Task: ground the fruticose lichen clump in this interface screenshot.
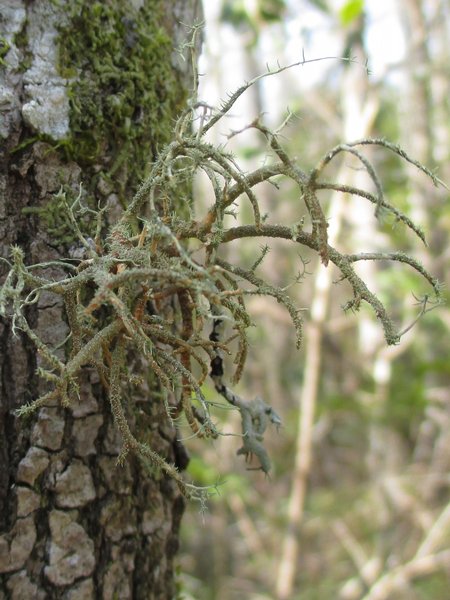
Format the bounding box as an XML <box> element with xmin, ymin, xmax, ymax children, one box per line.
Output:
<box><xmin>0</xmin><ymin>57</ymin><xmax>442</xmax><ymax>498</ymax></box>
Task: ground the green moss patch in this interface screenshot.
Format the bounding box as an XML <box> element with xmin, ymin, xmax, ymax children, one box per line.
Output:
<box><xmin>57</xmin><ymin>0</ymin><xmax>186</xmax><ymax>191</ymax></box>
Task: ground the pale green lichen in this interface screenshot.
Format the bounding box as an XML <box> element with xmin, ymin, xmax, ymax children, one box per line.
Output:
<box><xmin>1</xmin><ymin>57</ymin><xmax>442</xmax><ymax>498</ymax></box>
<box><xmin>22</xmin><ymin>189</ymin><xmax>92</xmax><ymax>246</ymax></box>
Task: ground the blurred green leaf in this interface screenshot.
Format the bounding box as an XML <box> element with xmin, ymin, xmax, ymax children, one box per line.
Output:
<box><xmin>221</xmin><ymin>0</ymin><xmax>249</xmax><ymax>28</ymax></box>
<box><xmin>260</xmin><ymin>0</ymin><xmax>286</xmax><ymax>22</ymax></box>
<box><xmin>339</xmin><ymin>0</ymin><xmax>364</xmax><ymax>25</ymax></box>
<box><xmin>221</xmin><ymin>0</ymin><xmax>286</xmax><ymax>27</ymax></box>
<box><xmin>186</xmin><ymin>456</ymin><xmax>220</xmax><ymax>486</ymax></box>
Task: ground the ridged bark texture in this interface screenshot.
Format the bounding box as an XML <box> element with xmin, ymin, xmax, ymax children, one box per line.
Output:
<box><xmin>0</xmin><ymin>1</ymin><xmax>201</xmax><ymax>598</ymax></box>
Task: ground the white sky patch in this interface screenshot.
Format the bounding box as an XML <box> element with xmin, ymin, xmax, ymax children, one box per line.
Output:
<box><xmin>365</xmin><ymin>0</ymin><xmax>406</xmax><ymax>80</ymax></box>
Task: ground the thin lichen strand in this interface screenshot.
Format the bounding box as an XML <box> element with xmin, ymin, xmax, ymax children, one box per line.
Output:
<box><xmin>22</xmin><ymin>192</ymin><xmax>82</xmax><ymax>246</ymax></box>
<box><xmin>57</xmin><ymin>0</ymin><xmax>186</xmax><ymax>185</ymax></box>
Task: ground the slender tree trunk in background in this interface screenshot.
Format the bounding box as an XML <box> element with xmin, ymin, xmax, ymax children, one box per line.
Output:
<box><xmin>398</xmin><ymin>0</ymin><xmax>450</xmax><ymax>500</ymax></box>
<box><xmin>275</xmin><ymin>20</ymin><xmax>378</xmax><ymax>598</ymax></box>
<box><xmin>0</xmin><ymin>1</ymin><xmax>201</xmax><ymax>598</ymax></box>
<box><xmin>397</xmin><ymin>0</ymin><xmax>434</xmax><ymax>234</ymax></box>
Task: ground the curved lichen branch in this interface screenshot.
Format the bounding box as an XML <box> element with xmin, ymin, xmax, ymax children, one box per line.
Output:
<box><xmin>311</xmin><ymin>138</ymin><xmax>444</xmax><ymax>189</ymax></box>
<box><xmin>345</xmin><ymin>252</ymin><xmax>440</xmax><ymax>292</ymax></box>
<box><xmin>348</xmin><ymin>138</ymin><xmax>448</xmax><ymax>189</ymax></box>
<box><xmin>314</xmin><ymin>182</ymin><xmax>426</xmax><ymax>244</ymax></box>
<box><xmin>199</xmin><ymin>54</ymin><xmax>367</xmax><ymax>137</ymax></box>
<box><xmin>251</xmin><ymin>120</ymin><xmax>330</xmax><ymax>264</ymax></box>
<box><xmin>311</xmin><ymin>143</ymin><xmax>385</xmax><ymax>217</ymax></box>
<box><xmin>213</xmin><ymin>223</ymin><xmax>438</xmax><ymax>345</ymax></box>
<box><xmin>215</xmin><ymin>258</ymin><xmax>304</xmax><ymax>350</ymax></box>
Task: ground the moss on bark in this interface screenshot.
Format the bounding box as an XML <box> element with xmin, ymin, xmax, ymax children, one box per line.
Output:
<box><xmin>56</xmin><ymin>0</ymin><xmax>187</xmax><ymax>193</ymax></box>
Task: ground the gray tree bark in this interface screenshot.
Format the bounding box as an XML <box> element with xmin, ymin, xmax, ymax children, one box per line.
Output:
<box><xmin>0</xmin><ymin>1</ymin><xmax>201</xmax><ymax>598</ymax></box>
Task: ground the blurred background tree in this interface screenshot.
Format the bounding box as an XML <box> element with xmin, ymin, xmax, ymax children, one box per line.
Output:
<box><xmin>178</xmin><ymin>1</ymin><xmax>450</xmax><ymax>599</ymax></box>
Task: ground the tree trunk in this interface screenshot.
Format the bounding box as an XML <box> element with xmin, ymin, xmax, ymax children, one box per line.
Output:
<box><xmin>0</xmin><ymin>1</ymin><xmax>201</xmax><ymax>598</ymax></box>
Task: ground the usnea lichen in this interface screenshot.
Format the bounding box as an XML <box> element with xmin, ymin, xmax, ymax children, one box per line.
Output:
<box><xmin>0</xmin><ymin>57</ymin><xmax>442</xmax><ymax>499</ymax></box>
